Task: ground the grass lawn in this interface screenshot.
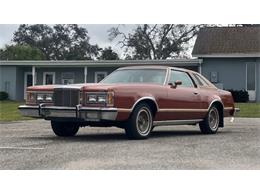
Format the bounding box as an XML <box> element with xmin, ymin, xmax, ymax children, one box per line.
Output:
<box><xmin>235</xmin><ymin>103</ymin><xmax>260</xmax><ymax>118</ymax></box>
<box><xmin>0</xmin><ymin>100</ymin><xmax>33</xmax><ymax>121</ymax></box>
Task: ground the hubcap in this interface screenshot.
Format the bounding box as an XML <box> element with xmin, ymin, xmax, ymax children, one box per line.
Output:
<box><xmin>208</xmin><ymin>107</ymin><xmax>219</xmax><ymax>131</ymax></box>
<box><xmin>136</xmin><ymin>108</ymin><xmax>152</xmax><ymax>135</ymax></box>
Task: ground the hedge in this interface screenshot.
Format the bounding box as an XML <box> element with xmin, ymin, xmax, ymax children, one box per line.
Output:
<box><xmin>0</xmin><ymin>91</ymin><xmax>9</xmax><ymax>100</ymax></box>
<box><xmin>227</xmin><ymin>89</ymin><xmax>249</xmax><ymax>103</ymax></box>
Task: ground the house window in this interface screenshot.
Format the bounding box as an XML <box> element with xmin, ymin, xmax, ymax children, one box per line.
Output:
<box><xmin>210</xmin><ymin>71</ymin><xmax>218</xmax><ymax>83</ymax></box>
<box><xmin>62</xmin><ymin>79</ymin><xmax>74</xmax><ymax>85</ymax></box>
<box><xmin>95</xmin><ymin>72</ymin><xmax>107</xmax><ymax>83</ymax></box>
<box><xmin>43</xmin><ymin>72</ymin><xmax>55</xmax><ymax>85</ymax></box>
<box><xmin>61</xmin><ymin>72</ymin><xmax>74</xmax><ymax>85</ymax></box>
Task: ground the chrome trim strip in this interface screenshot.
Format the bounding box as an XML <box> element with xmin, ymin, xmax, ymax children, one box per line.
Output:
<box><xmin>158</xmin><ymin>108</ymin><xmax>208</xmax><ymax>112</ymax></box>
<box><xmin>117</xmin><ymin>108</ymin><xmax>132</xmax><ymax>112</ymax></box>
<box><xmin>80</xmin><ymin>107</ymin><xmax>117</xmax><ymax>112</ymax></box>
<box><xmin>153</xmin><ymin>119</ymin><xmax>203</xmax><ymax>126</ymax></box>
<box><xmin>207</xmin><ymin>99</ymin><xmax>224</xmax><ymax>110</ymax></box>
<box><xmin>18</xmin><ymin>105</ymin><xmax>118</xmax><ymax>120</ymax></box>
<box><xmin>163</xmin><ymin>67</ymin><xmax>171</xmax><ymax>85</ymax></box>
<box><xmin>131</xmin><ymin>96</ymin><xmax>159</xmax><ymax>111</ymax></box>
<box><xmin>41</xmin><ymin>106</ymin><xmax>76</xmax><ymax>110</ymax></box>
<box><xmin>54</xmin><ymin>85</ymin><xmax>83</xmax><ymax>89</ymax></box>
<box><xmin>235</xmin><ymin>108</ymin><xmax>240</xmax><ymax>112</ymax></box>
<box><xmin>18</xmin><ymin>105</ymin><xmax>39</xmax><ymax>109</ymax></box>
<box><xmin>224</xmin><ymin>107</ymin><xmax>233</xmax><ymax>110</ymax></box>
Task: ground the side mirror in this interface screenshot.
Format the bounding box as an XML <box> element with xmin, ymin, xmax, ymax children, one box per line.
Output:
<box><xmin>168</xmin><ymin>80</ymin><xmax>182</xmax><ymax>88</ymax></box>
<box><xmin>174</xmin><ymin>80</ymin><xmax>182</xmax><ymax>87</ymax></box>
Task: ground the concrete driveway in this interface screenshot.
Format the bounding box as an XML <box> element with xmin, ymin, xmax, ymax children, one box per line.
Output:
<box><xmin>0</xmin><ymin>118</ymin><xmax>259</xmax><ymax>169</ymax></box>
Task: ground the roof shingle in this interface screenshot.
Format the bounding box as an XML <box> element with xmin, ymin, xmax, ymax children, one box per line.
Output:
<box><xmin>192</xmin><ymin>27</ymin><xmax>260</xmax><ymax>57</ymax></box>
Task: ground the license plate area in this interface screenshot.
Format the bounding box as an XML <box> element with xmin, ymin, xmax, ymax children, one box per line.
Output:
<box><xmin>85</xmin><ymin>111</ymin><xmax>100</xmax><ymax>121</ymax></box>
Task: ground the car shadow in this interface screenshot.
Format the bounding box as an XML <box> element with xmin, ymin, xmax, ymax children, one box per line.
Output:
<box><xmin>24</xmin><ymin>129</ymin><xmax>229</xmax><ymax>143</ymax></box>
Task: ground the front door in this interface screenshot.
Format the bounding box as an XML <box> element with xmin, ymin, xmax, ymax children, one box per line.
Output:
<box><xmin>246</xmin><ymin>63</ymin><xmax>256</xmax><ymax>101</ymax></box>
<box><xmin>24</xmin><ymin>72</ymin><xmax>33</xmax><ymax>99</ymax></box>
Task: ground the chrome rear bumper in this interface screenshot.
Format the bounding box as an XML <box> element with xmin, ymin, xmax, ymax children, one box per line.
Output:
<box><xmin>234</xmin><ymin>107</ymin><xmax>240</xmax><ymax>116</ymax></box>
<box><xmin>18</xmin><ymin>105</ymin><xmax>118</xmax><ymax>121</ymax></box>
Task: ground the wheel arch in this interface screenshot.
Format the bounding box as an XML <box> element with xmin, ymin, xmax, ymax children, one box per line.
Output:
<box><xmin>208</xmin><ymin>99</ymin><xmax>224</xmax><ymax>128</ymax></box>
<box><xmin>131</xmin><ymin>97</ymin><xmax>159</xmax><ymax>117</ymax></box>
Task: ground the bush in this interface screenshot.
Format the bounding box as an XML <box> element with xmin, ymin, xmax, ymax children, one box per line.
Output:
<box><xmin>0</xmin><ymin>91</ymin><xmax>9</xmax><ymax>100</ymax></box>
<box><xmin>227</xmin><ymin>89</ymin><xmax>249</xmax><ymax>103</ymax></box>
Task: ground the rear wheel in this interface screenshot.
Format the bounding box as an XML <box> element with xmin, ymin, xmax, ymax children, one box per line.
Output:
<box><xmin>51</xmin><ymin>121</ymin><xmax>79</xmax><ymax>137</ymax></box>
<box><xmin>199</xmin><ymin>106</ymin><xmax>220</xmax><ymax>134</ymax></box>
<box><xmin>125</xmin><ymin>103</ymin><xmax>153</xmax><ymax>139</ymax></box>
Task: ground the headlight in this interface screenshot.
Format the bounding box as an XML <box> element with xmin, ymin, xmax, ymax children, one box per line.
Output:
<box><xmin>87</xmin><ymin>95</ymin><xmax>97</xmax><ymax>103</ymax></box>
<box><xmin>36</xmin><ymin>93</ymin><xmax>53</xmax><ymax>102</ymax></box>
<box><xmin>45</xmin><ymin>94</ymin><xmax>53</xmax><ymax>101</ymax></box>
<box><xmin>37</xmin><ymin>94</ymin><xmax>44</xmax><ymax>101</ymax></box>
<box><xmin>97</xmin><ymin>95</ymin><xmax>106</xmax><ymax>103</ymax></box>
<box><xmin>86</xmin><ymin>92</ymin><xmax>114</xmax><ymax>106</ymax></box>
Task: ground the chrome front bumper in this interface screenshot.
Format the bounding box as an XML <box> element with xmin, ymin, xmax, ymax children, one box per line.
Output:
<box><xmin>18</xmin><ymin>105</ymin><xmax>118</xmax><ymax>121</ymax></box>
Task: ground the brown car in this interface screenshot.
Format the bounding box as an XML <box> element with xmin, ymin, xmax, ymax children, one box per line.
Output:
<box><xmin>19</xmin><ymin>66</ymin><xmax>239</xmax><ymax>139</ymax></box>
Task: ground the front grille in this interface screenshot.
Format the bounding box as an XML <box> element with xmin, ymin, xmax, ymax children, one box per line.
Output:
<box><xmin>53</xmin><ymin>88</ymin><xmax>80</xmax><ymax>107</ymax></box>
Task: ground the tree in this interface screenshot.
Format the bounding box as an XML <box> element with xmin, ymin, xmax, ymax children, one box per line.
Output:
<box><xmin>0</xmin><ymin>44</ymin><xmax>45</xmax><ymax>60</ymax></box>
<box><xmin>99</xmin><ymin>47</ymin><xmax>119</xmax><ymax>60</ymax></box>
<box><xmin>109</xmin><ymin>24</ymin><xmax>203</xmax><ymax>59</ymax></box>
<box><xmin>12</xmin><ymin>24</ymin><xmax>100</xmax><ymax>60</ymax></box>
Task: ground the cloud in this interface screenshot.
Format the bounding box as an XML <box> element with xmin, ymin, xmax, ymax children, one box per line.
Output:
<box><xmin>0</xmin><ymin>24</ymin><xmax>19</xmax><ymax>47</ymax></box>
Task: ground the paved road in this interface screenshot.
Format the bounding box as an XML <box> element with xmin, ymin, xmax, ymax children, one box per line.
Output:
<box><xmin>0</xmin><ymin>118</ymin><xmax>259</xmax><ymax>169</ymax></box>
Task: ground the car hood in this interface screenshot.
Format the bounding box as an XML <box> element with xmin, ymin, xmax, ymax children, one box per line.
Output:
<box><xmin>27</xmin><ymin>83</ymin><xmax>162</xmax><ymax>92</ymax></box>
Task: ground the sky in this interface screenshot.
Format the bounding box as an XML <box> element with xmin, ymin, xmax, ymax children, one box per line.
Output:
<box><xmin>0</xmin><ymin>24</ymin><xmax>136</xmax><ymax>57</ymax></box>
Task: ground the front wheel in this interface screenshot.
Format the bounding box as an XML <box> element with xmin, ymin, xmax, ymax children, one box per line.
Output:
<box><xmin>125</xmin><ymin>103</ymin><xmax>153</xmax><ymax>139</ymax></box>
<box><xmin>51</xmin><ymin>121</ymin><xmax>79</xmax><ymax>137</ymax></box>
<box><xmin>199</xmin><ymin>106</ymin><xmax>220</xmax><ymax>134</ymax></box>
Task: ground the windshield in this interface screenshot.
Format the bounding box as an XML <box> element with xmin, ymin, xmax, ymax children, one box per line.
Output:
<box><xmin>100</xmin><ymin>69</ymin><xmax>167</xmax><ymax>85</ymax></box>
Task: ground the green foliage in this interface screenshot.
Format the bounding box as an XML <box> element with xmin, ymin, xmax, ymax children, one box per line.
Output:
<box><xmin>228</xmin><ymin>89</ymin><xmax>249</xmax><ymax>102</ymax></box>
<box><xmin>12</xmin><ymin>24</ymin><xmax>100</xmax><ymax>60</ymax></box>
<box><xmin>99</xmin><ymin>47</ymin><xmax>119</xmax><ymax>60</ymax></box>
<box><xmin>109</xmin><ymin>24</ymin><xmax>203</xmax><ymax>60</ymax></box>
<box><xmin>0</xmin><ymin>91</ymin><xmax>8</xmax><ymax>100</ymax></box>
<box><xmin>0</xmin><ymin>44</ymin><xmax>45</xmax><ymax>60</ymax></box>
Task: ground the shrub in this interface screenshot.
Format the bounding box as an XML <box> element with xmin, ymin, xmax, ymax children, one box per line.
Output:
<box><xmin>227</xmin><ymin>89</ymin><xmax>249</xmax><ymax>103</ymax></box>
<box><xmin>0</xmin><ymin>91</ymin><xmax>9</xmax><ymax>100</ymax></box>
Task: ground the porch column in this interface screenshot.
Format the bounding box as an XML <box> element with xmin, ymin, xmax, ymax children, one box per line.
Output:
<box><xmin>32</xmin><ymin>66</ymin><xmax>36</xmax><ymax>86</ymax></box>
<box><xmin>198</xmin><ymin>59</ymin><xmax>203</xmax><ymax>74</ymax></box>
<box><xmin>84</xmin><ymin>66</ymin><xmax>88</xmax><ymax>83</ymax></box>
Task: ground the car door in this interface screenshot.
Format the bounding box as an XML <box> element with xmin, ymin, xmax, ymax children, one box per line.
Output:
<box><xmin>162</xmin><ymin>69</ymin><xmax>205</xmax><ymax>120</ymax></box>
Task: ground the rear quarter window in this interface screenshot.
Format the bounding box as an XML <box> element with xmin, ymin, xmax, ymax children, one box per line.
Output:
<box><xmin>193</xmin><ymin>73</ymin><xmax>210</xmax><ymax>87</ymax></box>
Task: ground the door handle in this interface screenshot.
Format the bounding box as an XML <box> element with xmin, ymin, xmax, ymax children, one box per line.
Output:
<box><xmin>193</xmin><ymin>92</ymin><xmax>199</xmax><ymax>95</ymax></box>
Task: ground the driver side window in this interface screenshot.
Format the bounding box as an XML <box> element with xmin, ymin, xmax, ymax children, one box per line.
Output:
<box><xmin>169</xmin><ymin>70</ymin><xmax>194</xmax><ymax>88</ymax></box>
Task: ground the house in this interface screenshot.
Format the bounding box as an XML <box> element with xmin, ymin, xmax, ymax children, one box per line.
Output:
<box><xmin>192</xmin><ymin>26</ymin><xmax>260</xmax><ymax>102</ymax></box>
<box><xmin>1</xmin><ymin>27</ymin><xmax>259</xmax><ymax>102</ymax></box>
<box><xmin>0</xmin><ymin>59</ymin><xmax>202</xmax><ymax>101</ymax></box>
